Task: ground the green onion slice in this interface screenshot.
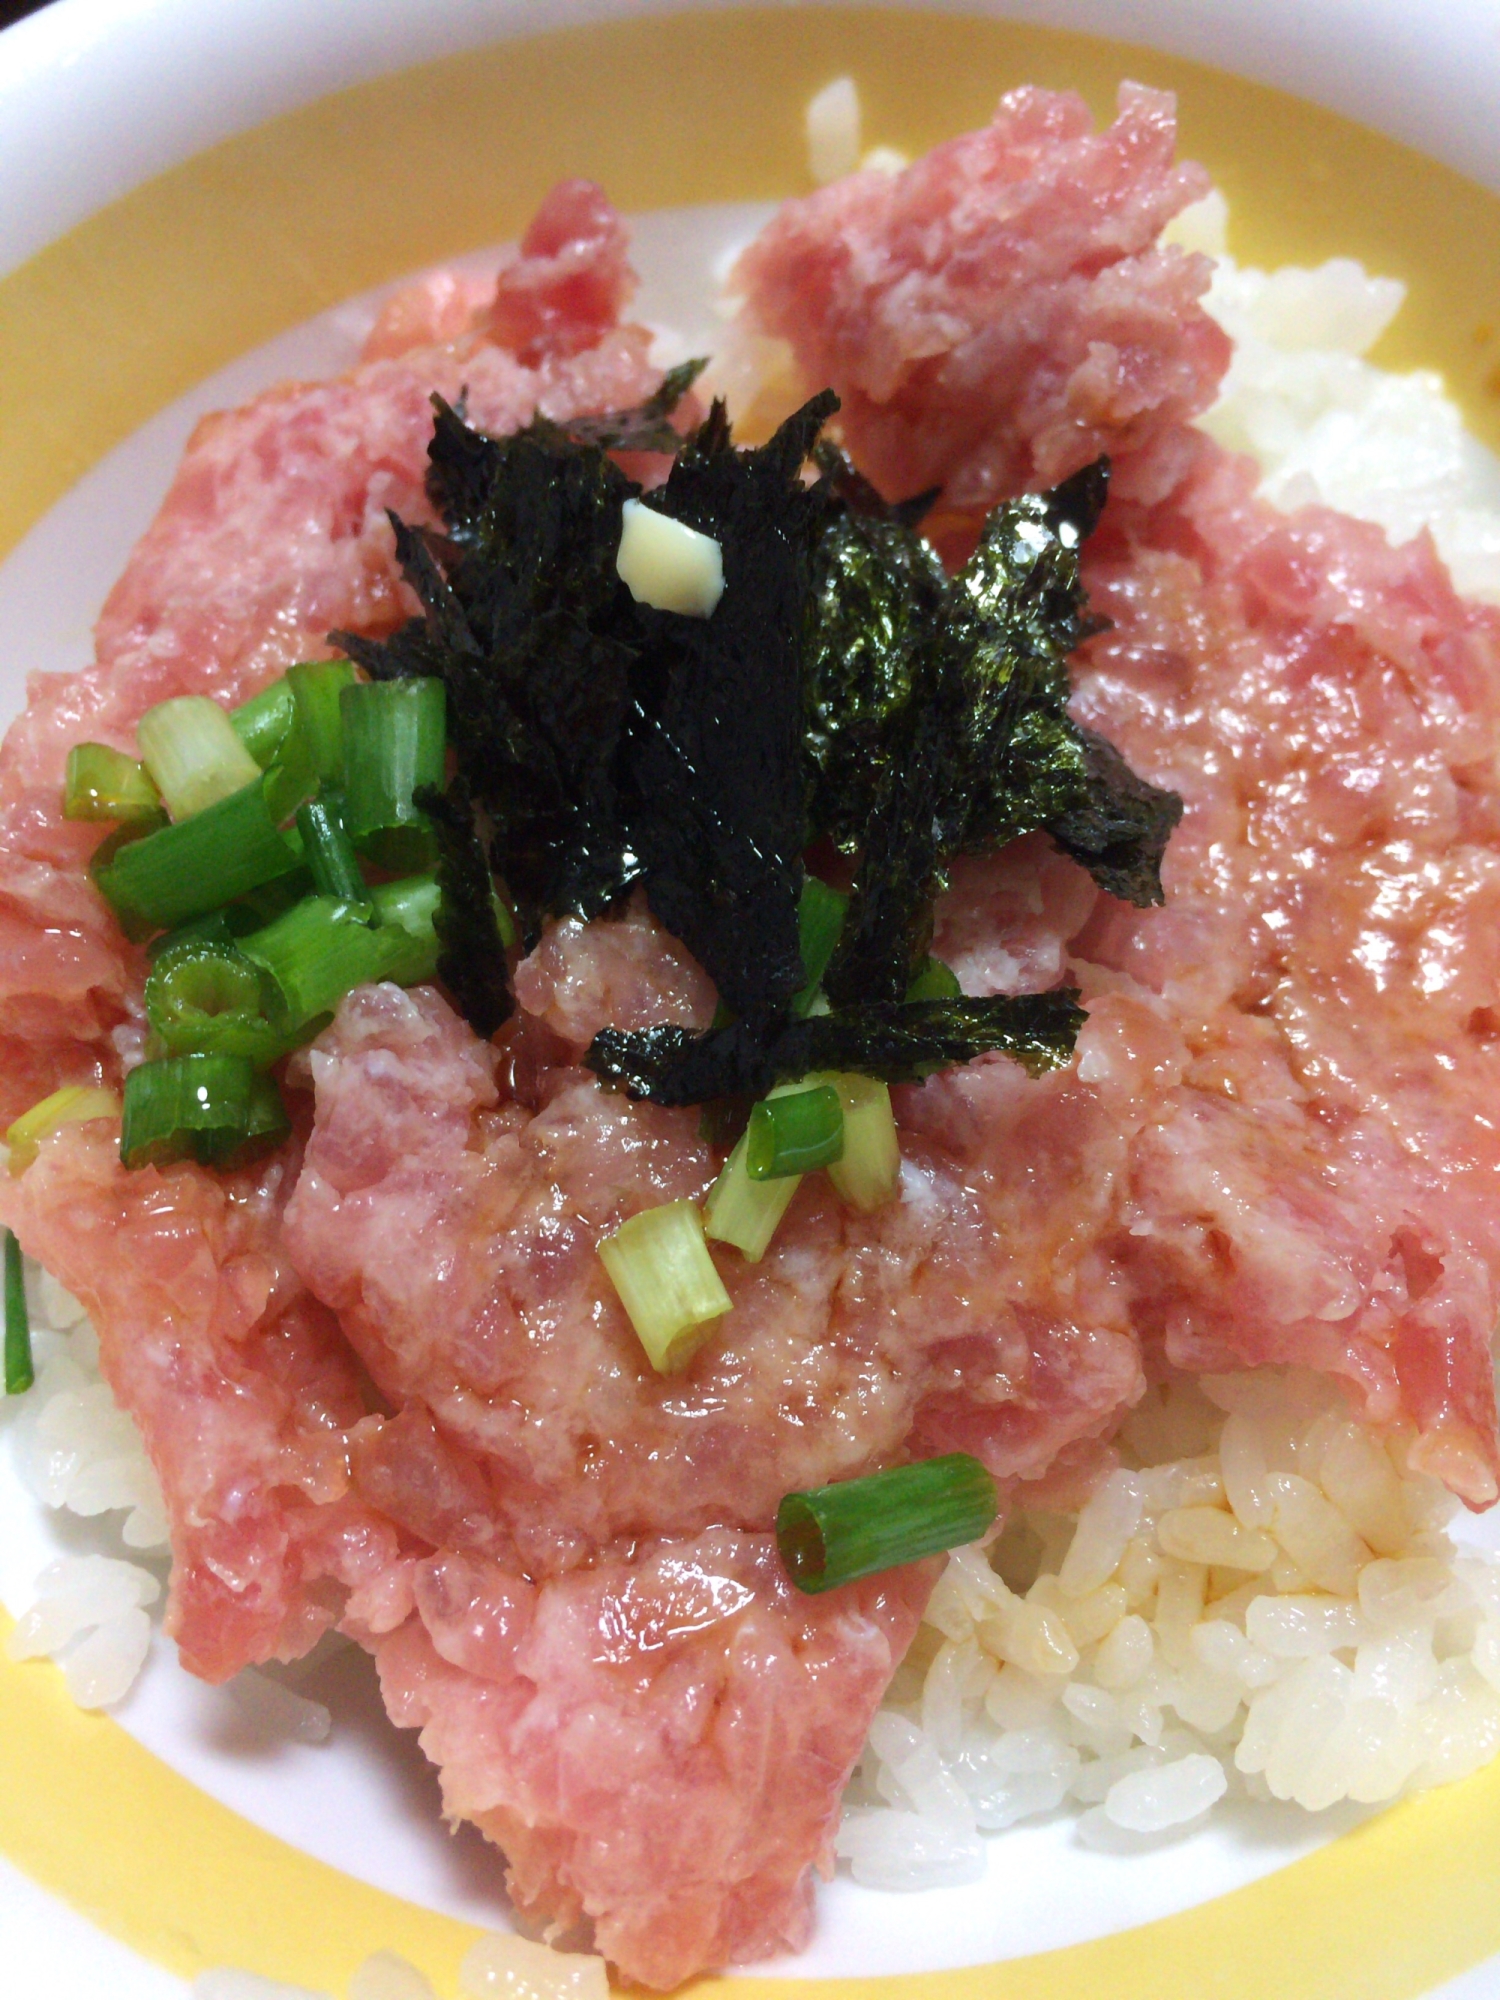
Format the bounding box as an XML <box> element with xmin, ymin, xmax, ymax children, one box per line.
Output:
<box><xmin>825</xmin><ymin>1072</ymin><xmax>900</xmax><ymax>1213</ymax></box>
<box><xmin>3</xmin><ymin>1228</ymin><xmax>33</xmax><ymax>1395</ymax></box>
<box><xmin>230</xmin><ymin>867</ymin><xmax>316</xmax><ymax>930</ymax></box>
<box><xmin>745</xmin><ymin>1082</ymin><xmax>843</xmax><ymax>1180</ymax></box>
<box><xmin>137</xmin><ymin>695</ymin><xmax>263</xmax><ymax>820</ymax></box>
<box><xmin>287</xmin><ymin>660</ymin><xmax>355</xmax><ymax>786</ymax></box>
<box><xmin>5</xmin><ymin>1084</ymin><xmax>121</xmax><ymax>1174</ymax></box>
<box><xmin>145</xmin><ymin>911</ymin><xmax>239</xmax><ymax>962</ymax></box>
<box><xmin>597</xmin><ymin>1199</ymin><xmax>732</xmax><ymax>1372</ymax></box>
<box><xmin>93</xmin><ymin>776</ymin><xmax>300</xmax><ymax>934</ymax></box>
<box><xmin>260</xmin><ymin>660</ymin><xmax>361</xmax><ymax>825</ymax></box>
<box><xmin>194</xmin><ymin>1069</ymin><xmax>291</xmax><ymax>1168</ymax></box>
<box><xmin>86</xmin><ymin>819</ymin><xmax>169</xmax><ymax>940</ymax></box>
<box><xmin>63</xmin><ymin>744</ymin><xmax>163</xmax><ymax>824</ymax></box>
<box><xmin>231</xmin><ymin>678</ymin><xmax>296</xmax><ymax>767</ymax></box>
<box><xmin>144</xmin><ymin>938</ymin><xmax>289</xmax><ymax>1065</ymax></box>
<box><xmin>120</xmin><ymin>1053</ymin><xmax>269</xmax><ymax>1169</ymax></box>
<box><xmin>295</xmin><ymin>794</ymin><xmax>373</xmax><ymax>914</ymax></box>
<box><xmin>238</xmin><ymin>873</ymin><xmax>439</xmax><ymax>1035</ymax></box>
<box><xmin>340</xmin><ymin>678</ymin><xmax>446</xmax><ymax>871</ymax></box>
<box><xmin>368</xmin><ymin>874</ymin><xmax>441</xmax><ymax>981</ymax></box>
<box><xmin>791</xmin><ymin>877</ymin><xmax>849</xmax><ymax>1016</ymax></box>
<box><xmin>704</xmin><ymin>1131</ymin><xmax>800</xmax><ymax>1262</ymax></box>
<box><xmin>776</xmin><ymin>1454</ymin><xmax>999</xmax><ymax>1595</ymax></box>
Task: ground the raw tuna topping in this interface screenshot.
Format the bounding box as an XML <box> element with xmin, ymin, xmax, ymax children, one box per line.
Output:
<box><xmin>2</xmin><ymin>79</ymin><xmax>1498</xmax><ymax>1993</ymax></box>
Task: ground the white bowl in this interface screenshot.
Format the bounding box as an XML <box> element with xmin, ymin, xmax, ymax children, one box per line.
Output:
<box><xmin>3</xmin><ymin>7</ymin><xmax>1500</xmax><ymax>1999</ymax></box>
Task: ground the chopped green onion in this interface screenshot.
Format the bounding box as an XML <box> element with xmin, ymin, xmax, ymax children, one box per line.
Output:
<box><xmin>492</xmin><ymin>884</ymin><xmax>519</xmax><ymax>953</ymax></box>
<box><xmin>825</xmin><ymin>1072</ymin><xmax>900</xmax><ymax>1212</ymax></box>
<box><xmin>230</xmin><ymin>867</ymin><xmax>316</xmax><ymax>930</ymax></box>
<box><xmin>704</xmin><ymin>1130</ymin><xmax>800</xmax><ymax>1261</ymax></box>
<box><xmin>597</xmin><ymin>1199</ymin><xmax>732</xmax><ymax>1372</ymax></box>
<box><xmin>340</xmin><ymin>678</ymin><xmax>446</xmax><ymax>871</ymax></box>
<box><xmin>93</xmin><ymin>776</ymin><xmax>301</xmax><ymax>934</ymax></box>
<box><xmin>776</xmin><ymin>1454</ymin><xmax>999</xmax><ymax>1594</ymax></box>
<box><xmin>145</xmin><ymin>911</ymin><xmax>239</xmax><ymax>962</ymax></box>
<box><xmin>137</xmin><ymin>695</ymin><xmax>264</xmax><ymax>820</ymax></box>
<box><xmin>144</xmin><ymin>938</ymin><xmax>288</xmax><ymax>1064</ymax></box>
<box><xmin>260</xmin><ymin>660</ymin><xmax>360</xmax><ymax>824</ymax></box>
<box><xmin>231</xmin><ymin>678</ymin><xmax>296</xmax><ymax>767</ymax></box>
<box><xmin>63</xmin><ymin>744</ymin><xmax>163</xmax><ymax>824</ymax></box>
<box><xmin>120</xmin><ymin>1053</ymin><xmax>260</xmax><ymax>1169</ymax></box>
<box><xmin>746</xmin><ymin>1082</ymin><xmax>843</xmax><ymax>1180</ymax></box>
<box><xmin>238</xmin><ymin>873</ymin><xmax>439</xmax><ymax>1034</ymax></box>
<box><xmin>4</xmin><ymin>1229</ymin><xmax>33</xmax><ymax>1395</ymax></box>
<box><xmin>261</xmin><ymin>727</ymin><xmax>321</xmax><ymax>827</ymax></box>
<box><xmin>238</xmin><ymin>896</ymin><xmax>390</xmax><ymax>1032</ymax></box>
<box><xmin>194</xmin><ymin>1069</ymin><xmax>290</xmax><ymax>1168</ymax></box>
<box><xmin>5</xmin><ymin>1084</ymin><xmax>121</xmax><ymax>1174</ymax></box>
<box><xmin>906</xmin><ymin>955</ymin><xmax>963</xmax><ymax>1003</ymax></box>
<box><xmin>288</xmin><ymin>660</ymin><xmax>356</xmax><ymax>786</ymax></box>
<box><xmin>368</xmin><ymin>874</ymin><xmax>442</xmax><ymax>982</ymax></box>
<box><xmin>88</xmin><ymin>821</ymin><xmax>168</xmax><ymax>940</ymax></box>
<box><xmin>296</xmin><ymin>794</ymin><xmax>373</xmax><ymax>914</ymax></box>
<box><xmin>791</xmin><ymin>877</ymin><xmax>849</xmax><ymax>1016</ymax></box>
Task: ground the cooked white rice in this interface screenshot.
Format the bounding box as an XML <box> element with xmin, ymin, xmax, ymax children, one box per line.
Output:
<box><xmin>4</xmin><ymin>166</ymin><xmax>1500</xmax><ymax>1920</ymax></box>
<box><xmin>1168</xmin><ymin>188</ymin><xmax>1500</xmax><ymax>604</ymax></box>
<box><xmin>192</xmin><ymin>1933</ymin><xmax>609</xmax><ymax>2000</ymax></box>
<box><xmin>843</xmin><ymin>1370</ymin><xmax>1500</xmax><ymax>1886</ymax></box>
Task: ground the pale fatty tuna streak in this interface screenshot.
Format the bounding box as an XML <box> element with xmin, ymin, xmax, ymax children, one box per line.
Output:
<box><xmin>1</xmin><ymin>92</ymin><xmax>1499</xmax><ymax>1990</ymax></box>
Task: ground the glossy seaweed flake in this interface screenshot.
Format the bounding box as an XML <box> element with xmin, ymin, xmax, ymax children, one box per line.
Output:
<box><xmin>336</xmin><ymin>377</ymin><xmax>1176</xmax><ymax>1104</ymax></box>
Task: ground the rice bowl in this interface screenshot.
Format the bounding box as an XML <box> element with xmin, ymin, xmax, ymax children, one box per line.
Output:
<box><xmin>2</xmin><ymin>3</ymin><xmax>1500</xmax><ymax>2000</ymax></box>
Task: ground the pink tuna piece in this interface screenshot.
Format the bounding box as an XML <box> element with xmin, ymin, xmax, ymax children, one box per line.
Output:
<box><xmin>284</xmin><ymin>974</ymin><xmax>1143</xmax><ymax>1569</ymax></box>
<box><xmin>1060</xmin><ymin>437</ymin><xmax>1500</xmax><ymax>1501</ymax></box>
<box><xmin>361</xmin><ymin>268</ymin><xmax>498</xmax><ymax>363</ymax></box>
<box><xmin>734</xmin><ymin>82</ymin><xmax>1228</xmax><ymax>513</ymax></box>
<box><xmin>374</xmin><ymin>1533</ymin><xmax>930</xmax><ymax>1989</ymax></box>
<box><xmin>0</xmin><ymin>1120</ymin><xmax>401</xmax><ymax>1680</ymax></box>
<box><xmin>485</xmin><ymin>178</ymin><xmax>636</xmax><ymax>367</ymax></box>
<box><xmin>0</xmin><ymin>194</ymin><xmax>659</xmax><ymax>1117</ymax></box>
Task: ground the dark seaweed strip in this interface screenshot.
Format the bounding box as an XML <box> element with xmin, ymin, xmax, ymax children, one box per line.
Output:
<box><xmin>804</xmin><ymin>510</ymin><xmax>948</xmax><ymax>856</ymax></box>
<box><xmin>585</xmin><ymin>989</ymin><xmax>1085</xmax><ymax>1105</ymax></box>
<box><xmin>811</xmin><ymin>439</ymin><xmax>939</xmax><ymax>530</ymax></box>
<box><xmin>1045</xmin><ymin>724</ymin><xmax>1183</xmax><ymax>907</ymax></box>
<box><xmin>337</xmin><ymin>398</ymin><xmax>644</xmax><ymax>937</ymax></box>
<box><xmin>621</xmin><ymin>393</ymin><xmax>838</xmax><ymax>1025</ymax></box>
<box><xmin>1043</xmin><ymin>455</ymin><xmax>1111</xmax><ymax>547</ymax></box>
<box><xmin>809</xmin><ymin>457</ymin><xmax>1182</xmax><ymax>1011</ymax></box>
<box><xmin>416</xmin><ymin>779</ymin><xmax>514</xmax><ymax>1038</ymax></box>
<box><xmin>561</xmin><ymin>358</ymin><xmax>710</xmax><ymax>453</ymax></box>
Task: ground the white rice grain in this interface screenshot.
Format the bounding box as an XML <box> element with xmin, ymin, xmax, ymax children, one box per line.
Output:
<box><xmin>1093</xmin><ymin>1613</ymin><xmax>1154</xmax><ymax>1690</ymax></box>
<box><xmin>229</xmin><ymin>1667</ymin><xmax>334</xmax><ymax>1747</ymax></box>
<box><xmin>348</xmin><ymin>1952</ymin><xmax>437</xmax><ymax>2000</ymax></box>
<box><xmin>805</xmin><ymin>77</ymin><xmax>861</xmax><ymax>185</ymax></box>
<box><xmin>1104</xmin><ymin>1753</ymin><xmax>1227</xmax><ymax>1832</ymax></box>
<box><xmin>835</xmin><ymin>1809</ymin><xmax>986</xmax><ymax>1891</ymax></box>
<box><xmin>459</xmin><ymin>1931</ymin><xmax>611</xmax><ymax>2000</ymax></box>
<box><xmin>1058</xmin><ymin>1471</ymin><xmax>1143</xmax><ymax>1596</ymax></box>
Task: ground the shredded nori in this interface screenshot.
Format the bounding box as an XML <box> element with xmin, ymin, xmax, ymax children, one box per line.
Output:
<box><xmin>417</xmin><ymin>778</ymin><xmax>514</xmax><ymax>1038</ymax></box>
<box><xmin>332</xmin><ymin>374</ymin><xmax>1182</xmax><ymax>1108</ymax></box>
<box><xmin>1044</xmin><ymin>723</ymin><xmax>1183</xmax><ymax>906</ymax></box>
<box><xmin>810</xmin><ymin>456</ymin><xmax>1182</xmax><ymax>1010</ymax></box>
<box><xmin>560</xmin><ymin>358</ymin><xmax>709</xmax><ymax>454</ymax></box>
<box><xmin>337</xmin><ymin>399</ymin><xmax>642</xmax><ymax>938</ymax></box>
<box><xmin>585</xmin><ymin>990</ymin><xmax>1087</xmax><ymax>1104</ymax></box>
<box><xmin>622</xmin><ymin>394</ymin><xmax>836</xmax><ymax>1023</ymax></box>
